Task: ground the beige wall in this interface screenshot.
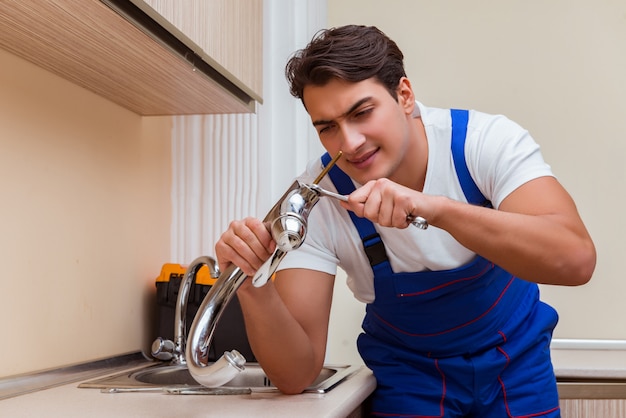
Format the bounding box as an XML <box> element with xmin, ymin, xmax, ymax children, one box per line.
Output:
<box><xmin>0</xmin><ymin>48</ymin><xmax>172</xmax><ymax>377</ymax></box>
<box><xmin>324</xmin><ymin>0</ymin><xmax>626</xmax><ymax>361</ymax></box>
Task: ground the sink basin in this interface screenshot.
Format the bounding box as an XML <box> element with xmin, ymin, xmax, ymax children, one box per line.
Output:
<box><xmin>79</xmin><ymin>362</ymin><xmax>358</xmax><ymax>394</ymax></box>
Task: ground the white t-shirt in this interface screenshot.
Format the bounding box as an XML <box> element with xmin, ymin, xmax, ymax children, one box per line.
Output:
<box><xmin>277</xmin><ymin>101</ymin><xmax>554</xmax><ymax>303</ymax></box>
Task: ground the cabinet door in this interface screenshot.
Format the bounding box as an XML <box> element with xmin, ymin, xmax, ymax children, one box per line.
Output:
<box><xmin>142</xmin><ymin>0</ymin><xmax>262</xmax><ymax>99</ymax></box>
<box><xmin>560</xmin><ymin>399</ymin><xmax>626</xmax><ymax>418</ymax></box>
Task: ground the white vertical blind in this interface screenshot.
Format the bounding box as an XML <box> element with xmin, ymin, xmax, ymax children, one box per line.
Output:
<box><xmin>171</xmin><ymin>113</ymin><xmax>259</xmax><ymax>263</ymax></box>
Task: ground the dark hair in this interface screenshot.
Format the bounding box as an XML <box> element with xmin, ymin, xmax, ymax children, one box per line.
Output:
<box><xmin>285</xmin><ymin>25</ymin><xmax>406</xmax><ymax>102</ymax></box>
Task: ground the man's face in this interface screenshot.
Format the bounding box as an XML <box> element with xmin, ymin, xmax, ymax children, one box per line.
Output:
<box><xmin>303</xmin><ymin>78</ymin><xmax>416</xmax><ymax>185</ymax></box>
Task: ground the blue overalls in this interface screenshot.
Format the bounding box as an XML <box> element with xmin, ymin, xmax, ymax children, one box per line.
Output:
<box><xmin>321</xmin><ymin>110</ymin><xmax>561</xmax><ymax>417</ymax></box>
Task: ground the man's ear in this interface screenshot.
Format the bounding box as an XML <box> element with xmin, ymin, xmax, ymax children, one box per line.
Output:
<box><xmin>397</xmin><ymin>77</ymin><xmax>415</xmax><ymax>114</ymax></box>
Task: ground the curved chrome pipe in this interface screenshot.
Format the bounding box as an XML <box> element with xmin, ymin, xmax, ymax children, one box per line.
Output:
<box><xmin>185</xmin><ymin>262</ymin><xmax>248</xmax><ymax>386</ymax></box>
<box><xmin>173</xmin><ymin>256</ymin><xmax>220</xmax><ymax>364</ymax></box>
<box><xmin>150</xmin><ymin>255</ymin><xmax>220</xmax><ymax>364</ymax></box>
<box><xmin>186</xmin><ymin>181</ymin><xmax>323</xmax><ymax>387</ymax></box>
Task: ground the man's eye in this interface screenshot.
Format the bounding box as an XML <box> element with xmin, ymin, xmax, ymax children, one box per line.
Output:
<box><xmin>319</xmin><ymin>125</ymin><xmax>335</xmax><ymax>135</ymax></box>
<box><xmin>355</xmin><ymin>108</ymin><xmax>373</xmax><ymax>118</ymax></box>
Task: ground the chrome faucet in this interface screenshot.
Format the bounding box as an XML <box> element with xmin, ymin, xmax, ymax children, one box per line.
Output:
<box><xmin>185</xmin><ymin>180</ymin><xmax>327</xmax><ymax>387</ymax></box>
<box><xmin>153</xmin><ymin>152</ymin><xmax>343</xmax><ymax>387</ymax></box>
<box><xmin>149</xmin><ymin>181</ymin><xmax>327</xmax><ymax>387</ymax></box>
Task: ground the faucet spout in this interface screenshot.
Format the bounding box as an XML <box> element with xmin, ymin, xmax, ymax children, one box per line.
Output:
<box><xmin>172</xmin><ymin>256</ymin><xmax>220</xmax><ymax>365</ymax></box>
<box><xmin>185</xmin><ymin>262</ymin><xmax>249</xmax><ymax>386</ymax></box>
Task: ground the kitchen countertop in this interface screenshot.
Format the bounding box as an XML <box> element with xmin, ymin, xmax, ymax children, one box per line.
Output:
<box><xmin>0</xmin><ymin>357</ymin><xmax>376</xmax><ymax>418</ymax></box>
<box><xmin>1</xmin><ymin>347</ymin><xmax>625</xmax><ymax>417</ymax></box>
<box><xmin>551</xmin><ymin>347</ymin><xmax>626</xmax><ymax>400</ymax></box>
<box><xmin>551</xmin><ymin>348</ymin><xmax>626</xmax><ymax>379</ymax></box>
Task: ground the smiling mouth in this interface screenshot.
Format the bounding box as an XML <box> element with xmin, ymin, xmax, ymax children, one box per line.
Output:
<box><xmin>347</xmin><ymin>149</ymin><xmax>378</xmax><ymax>166</ymax></box>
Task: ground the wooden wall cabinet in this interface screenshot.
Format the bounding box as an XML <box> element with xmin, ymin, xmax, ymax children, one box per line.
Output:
<box><xmin>139</xmin><ymin>0</ymin><xmax>263</xmax><ymax>101</ymax></box>
<box><xmin>0</xmin><ymin>1</ymin><xmax>262</xmax><ymax>115</ymax></box>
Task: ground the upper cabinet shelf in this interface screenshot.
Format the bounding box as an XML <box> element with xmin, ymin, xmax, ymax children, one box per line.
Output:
<box><xmin>0</xmin><ymin>0</ymin><xmax>262</xmax><ymax>115</ymax></box>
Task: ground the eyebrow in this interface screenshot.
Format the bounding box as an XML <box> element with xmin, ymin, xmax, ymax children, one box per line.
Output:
<box><xmin>312</xmin><ymin>97</ymin><xmax>373</xmax><ymax>127</ymax></box>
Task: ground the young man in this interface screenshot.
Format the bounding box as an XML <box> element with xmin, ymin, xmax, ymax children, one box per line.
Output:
<box><xmin>216</xmin><ymin>25</ymin><xmax>595</xmax><ymax>417</ymax></box>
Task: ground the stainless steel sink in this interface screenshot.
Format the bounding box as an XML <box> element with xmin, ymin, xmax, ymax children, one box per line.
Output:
<box><xmin>79</xmin><ymin>362</ymin><xmax>358</xmax><ymax>394</ymax></box>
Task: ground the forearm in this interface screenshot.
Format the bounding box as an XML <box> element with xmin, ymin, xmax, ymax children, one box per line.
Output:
<box><xmin>429</xmin><ymin>195</ymin><xmax>595</xmax><ymax>285</ymax></box>
<box><xmin>236</xmin><ymin>280</ymin><xmax>327</xmax><ymax>394</ymax></box>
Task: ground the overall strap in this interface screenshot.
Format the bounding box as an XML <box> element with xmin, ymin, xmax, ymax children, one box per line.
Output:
<box><xmin>321</xmin><ymin>153</ymin><xmax>391</xmax><ymax>270</ymax></box>
<box><xmin>450</xmin><ymin>109</ymin><xmax>492</xmax><ymax>207</ymax></box>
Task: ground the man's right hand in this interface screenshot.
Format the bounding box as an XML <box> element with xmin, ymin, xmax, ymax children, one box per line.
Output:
<box><xmin>215</xmin><ymin>217</ymin><xmax>277</xmax><ymax>276</ymax></box>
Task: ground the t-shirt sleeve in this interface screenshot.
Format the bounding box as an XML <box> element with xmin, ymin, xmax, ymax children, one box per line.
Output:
<box><xmin>465</xmin><ymin>112</ymin><xmax>554</xmax><ymax>209</ymax></box>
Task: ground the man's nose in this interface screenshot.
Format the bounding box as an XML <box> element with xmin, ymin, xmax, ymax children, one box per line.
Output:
<box><xmin>340</xmin><ymin>125</ymin><xmax>365</xmax><ymax>153</ymax></box>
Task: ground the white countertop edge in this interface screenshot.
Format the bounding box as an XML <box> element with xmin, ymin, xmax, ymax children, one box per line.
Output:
<box><xmin>550</xmin><ymin>341</ymin><xmax>626</xmax><ymax>380</ymax></box>
<box><xmin>552</xmin><ymin>338</ymin><xmax>626</xmax><ymax>350</ymax></box>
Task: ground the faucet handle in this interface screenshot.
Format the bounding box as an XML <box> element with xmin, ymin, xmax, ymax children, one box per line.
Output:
<box><xmin>251</xmin><ymin>248</ymin><xmax>287</xmax><ymax>287</ymax></box>
<box><xmin>151</xmin><ymin>337</ymin><xmax>176</xmax><ymax>361</ymax></box>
